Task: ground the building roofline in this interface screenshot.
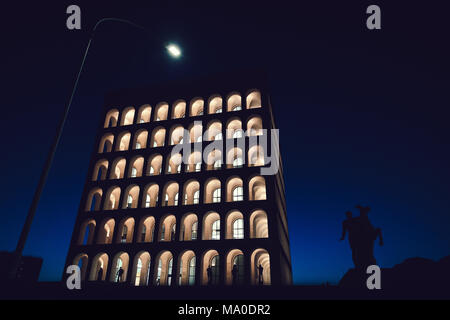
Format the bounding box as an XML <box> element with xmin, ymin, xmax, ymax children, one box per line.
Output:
<box><xmin>103</xmin><ymin>68</ymin><xmax>270</xmax><ymax>108</ymax></box>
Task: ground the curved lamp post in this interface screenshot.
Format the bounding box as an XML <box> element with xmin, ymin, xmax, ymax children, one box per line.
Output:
<box><xmin>9</xmin><ymin>18</ymin><xmax>170</xmax><ymax>280</ymax></box>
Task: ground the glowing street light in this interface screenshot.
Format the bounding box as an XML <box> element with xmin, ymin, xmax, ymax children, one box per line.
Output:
<box><xmin>166</xmin><ymin>43</ymin><xmax>182</xmax><ymax>58</ymax></box>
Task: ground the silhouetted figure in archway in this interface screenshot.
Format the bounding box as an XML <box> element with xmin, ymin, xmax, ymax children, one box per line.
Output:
<box><xmin>97</xmin><ymin>267</ymin><xmax>103</xmax><ymax>281</ymax></box>
<box><xmin>258</xmin><ymin>264</ymin><xmax>264</xmax><ymax>285</ymax></box>
<box><xmin>116</xmin><ymin>267</ymin><xmax>124</xmax><ymax>282</ymax></box>
<box><xmin>207</xmin><ymin>265</ymin><xmax>212</xmax><ymax>285</ymax></box>
<box><xmin>340</xmin><ymin>205</ymin><xmax>383</xmax><ymax>270</ymax></box>
<box><xmin>232</xmin><ymin>265</ymin><xmax>239</xmax><ymax>285</ymax></box>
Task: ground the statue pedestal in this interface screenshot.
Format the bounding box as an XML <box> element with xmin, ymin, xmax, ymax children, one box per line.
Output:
<box><xmin>338</xmin><ymin>268</ymin><xmax>369</xmax><ymax>289</ymax></box>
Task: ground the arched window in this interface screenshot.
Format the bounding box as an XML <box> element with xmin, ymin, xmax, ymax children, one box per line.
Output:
<box><xmin>168</xmin><ymin>258</ymin><xmax>173</xmax><ymax>286</ymax></box>
<box><xmin>190</xmin><ymin>98</ymin><xmax>204</xmax><ymax>117</ymax></box>
<box><xmin>92</xmin><ymin>160</ymin><xmax>108</xmax><ymax>181</ymax></box>
<box><xmin>208</xmin><ymin>96</ymin><xmax>222</xmax><ymax>114</ymax></box>
<box><xmin>250</xmin><ymin>210</ymin><xmax>269</xmax><ymax>238</ymax></box>
<box><xmin>248</xmin><ymin>146</ymin><xmax>265</xmax><ymax>167</ymax></box>
<box><xmin>114</xmin><ymin>258</ymin><xmax>123</xmax><ymax>282</ymax></box>
<box><xmin>141</xmin><ymin>226</ymin><xmax>147</xmax><ymax>242</ymax></box>
<box><xmin>233</xmin><ymin>219</ymin><xmax>244</xmax><ymax>239</ymax></box>
<box><xmin>145</xmin><ymin>194</ymin><xmax>151</xmax><ymax>208</ymax></box>
<box><xmin>249</xmin><ymin>176</ymin><xmax>267</xmax><ymax>201</ymax></box>
<box><xmin>154</xmin><ymin>103</ymin><xmax>169</xmax><ymax>121</ymax></box>
<box><xmin>147</xmin><ymin>154</ymin><xmax>163</xmax><ymax>175</ymax></box>
<box><xmin>110</xmin><ymin>158</ymin><xmax>126</xmax><ymax>179</ymax></box>
<box><xmin>193</xmin><ymin>190</ymin><xmax>200</xmax><ymax>204</ymax></box>
<box><xmin>96</xmin><ymin>166</ymin><xmax>105</xmax><ymax>181</ymax></box>
<box><xmin>191</xmin><ymin>222</ymin><xmax>198</xmax><ymax>240</ymax></box>
<box><xmin>213</xmin><ymin>188</ymin><xmax>221</xmax><ymax>203</ymax></box>
<box><xmin>171</xmin><ymin>224</ymin><xmax>176</xmax><ymax>241</ymax></box>
<box><xmin>210</xmin><ymin>255</ymin><xmax>220</xmax><ymax>285</ymax></box>
<box><xmin>170</xmin><ymin>125</ymin><xmax>184</xmax><ymax>145</ymax></box>
<box><xmin>156</xmin><ymin>259</ymin><xmax>162</xmax><ymax>284</ymax></box>
<box><xmin>214</xmin><ymin>159</ymin><xmax>221</xmax><ymax>170</ymax></box>
<box><xmin>104</xmin><ymin>109</ymin><xmax>119</xmax><ymax>128</ymax></box>
<box><xmin>143</xmin><ymin>184</ymin><xmax>158</xmax><ymax>208</ymax></box>
<box><xmin>233</xmin><ymin>156</ymin><xmax>243</xmax><ymax>168</ymax></box>
<box><xmin>99</xmin><ymin>134</ymin><xmax>114</xmax><ymax>153</ymax></box>
<box><xmin>82</xmin><ymin>226</ymin><xmax>90</xmax><ymax>245</ymax></box>
<box><xmin>172</xmin><ymin>100</ymin><xmax>186</xmax><ymax>119</ymax></box>
<box><xmin>79</xmin><ymin>220</ymin><xmax>96</xmax><ymax>245</ymax></box>
<box><xmin>135</xmin><ymin>259</ymin><xmax>142</xmax><ymax>286</ymax></box>
<box><xmin>188</xmin><ymin>257</ymin><xmax>196</xmax><ymax>286</ymax></box>
<box><xmin>163</xmin><ymin>182</ymin><xmax>179</xmax><ymax>206</ymax></box>
<box><xmin>183</xmin><ymin>180</ymin><xmax>200</xmax><ymax>205</ymax></box>
<box><xmin>151</xmin><ymin>127</ymin><xmax>166</xmax><ymax>147</ymax></box>
<box><xmin>251</xmin><ymin>249</ymin><xmax>271</xmax><ymax>285</ymax></box>
<box><xmin>246</xmin><ymin>90</ymin><xmax>262</xmax><ymax>109</ymax></box>
<box><xmin>121</xmin><ymin>225</ymin><xmax>128</xmax><ymax>243</ymax></box>
<box><xmin>178</xmin><ymin>251</ymin><xmax>196</xmax><ymax>286</ymax></box>
<box><xmin>233</xmin><ymin>187</ymin><xmax>244</xmax><ymax>201</ymax></box>
<box><xmin>97</xmin><ymin>219</ymin><xmax>115</xmax><ymax>244</ymax></box>
<box><xmin>189</xmin><ymin>123</ymin><xmax>203</xmax><ymax>143</ymax></box>
<box><xmin>90</xmin><ymin>253</ymin><xmax>108</xmax><ymax>281</ymax></box>
<box><xmin>233</xmin><ymin>254</ymin><xmax>245</xmax><ymax>285</ymax></box>
<box><xmin>133</xmin><ymin>130</ymin><xmax>148</xmax><ymax>150</ymax></box>
<box><xmin>164</xmin><ymin>194</ymin><xmax>169</xmax><ymax>206</ymax></box>
<box><xmin>206</xmin><ymin>120</ymin><xmax>222</xmax><ymax>141</ymax></box>
<box><xmin>161</xmin><ymin>225</ymin><xmax>166</xmax><ymax>241</ymax></box>
<box><xmin>116</xmin><ymin>132</ymin><xmax>131</xmax><ymax>151</ymax></box>
<box><xmin>138</xmin><ymin>216</ymin><xmax>155</xmax><ymax>243</ymax></box>
<box><xmin>86</xmin><ymin>188</ymin><xmax>102</xmax><ymax>211</ymax></box>
<box><xmin>232</xmin><ymin>129</ymin><xmax>244</xmax><ymax>138</ymax></box>
<box><xmin>227</xmin><ymin>94</ymin><xmax>242</xmax><ymax>112</ymax></box>
<box><xmin>105</xmin><ymin>187</ymin><xmax>121</xmax><ymax>210</ymax></box>
<box><xmin>127</xmin><ymin>195</ymin><xmax>133</xmax><ymax>208</ymax></box>
<box><xmin>211</xmin><ymin>220</ymin><xmax>220</xmax><ymax>240</ymax></box>
<box><xmin>121</xmin><ymin>107</ymin><xmax>135</xmax><ymax>126</ymax></box>
<box><xmin>167</xmin><ymin>153</ymin><xmax>182</xmax><ymax>174</ymax></box>
<box><xmin>137</xmin><ymin>104</ymin><xmax>151</xmax><ymax>124</ymax></box>
<box><xmin>117</xmin><ymin>218</ymin><xmax>134</xmax><ymax>244</ymax></box>
<box><xmin>247</xmin><ymin>116</ymin><xmax>263</xmax><ymax>136</ymax></box>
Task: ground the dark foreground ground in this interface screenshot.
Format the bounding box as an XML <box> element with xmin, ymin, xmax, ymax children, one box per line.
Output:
<box><xmin>2</xmin><ymin>255</ymin><xmax>449</xmax><ymax>300</ymax></box>
<box><xmin>0</xmin><ymin>281</ymin><xmax>448</xmax><ymax>300</ymax></box>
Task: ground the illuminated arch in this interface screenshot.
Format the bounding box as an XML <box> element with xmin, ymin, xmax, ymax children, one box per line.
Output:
<box><xmin>89</xmin><ymin>252</ymin><xmax>108</xmax><ymax>281</ymax></box>
<box><xmin>154</xmin><ymin>102</ymin><xmax>169</xmax><ymax>121</ymax></box>
<box><xmin>137</xmin><ymin>104</ymin><xmax>151</xmax><ymax>123</ymax></box>
<box><xmin>246</xmin><ymin>90</ymin><xmax>261</xmax><ymax>109</ymax></box>
<box><xmin>120</xmin><ymin>107</ymin><xmax>135</xmax><ymax>126</ymax></box>
<box><xmin>104</xmin><ymin>109</ymin><xmax>119</xmax><ymax>128</ymax></box>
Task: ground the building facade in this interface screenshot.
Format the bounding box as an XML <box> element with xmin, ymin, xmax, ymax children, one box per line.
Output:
<box><xmin>64</xmin><ymin>73</ymin><xmax>292</xmax><ymax>287</ymax></box>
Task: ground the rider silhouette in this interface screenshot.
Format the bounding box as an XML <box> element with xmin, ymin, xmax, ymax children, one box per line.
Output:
<box><xmin>340</xmin><ymin>205</ymin><xmax>383</xmax><ymax>270</ymax></box>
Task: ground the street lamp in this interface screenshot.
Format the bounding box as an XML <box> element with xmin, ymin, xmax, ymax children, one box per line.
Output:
<box><xmin>166</xmin><ymin>43</ymin><xmax>182</xmax><ymax>58</ymax></box>
<box><xmin>9</xmin><ymin>17</ymin><xmax>179</xmax><ymax>280</ymax></box>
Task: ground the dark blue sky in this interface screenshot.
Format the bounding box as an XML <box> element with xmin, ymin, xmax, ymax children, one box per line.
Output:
<box><xmin>1</xmin><ymin>1</ymin><xmax>449</xmax><ymax>284</ymax></box>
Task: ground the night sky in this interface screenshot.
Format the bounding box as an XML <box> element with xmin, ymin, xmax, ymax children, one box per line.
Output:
<box><xmin>1</xmin><ymin>1</ymin><xmax>449</xmax><ymax>284</ymax></box>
